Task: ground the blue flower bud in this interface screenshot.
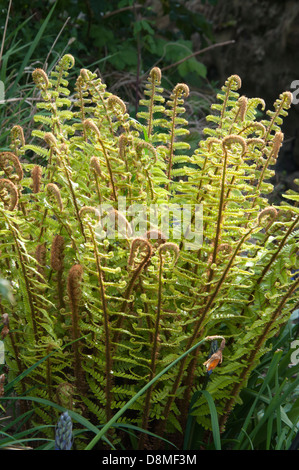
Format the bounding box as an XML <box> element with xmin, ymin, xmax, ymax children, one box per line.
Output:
<box><xmin>55</xmin><ymin>411</ymin><xmax>73</xmax><ymax>450</ymax></box>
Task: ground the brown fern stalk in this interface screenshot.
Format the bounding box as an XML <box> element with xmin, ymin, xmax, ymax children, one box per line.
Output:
<box><xmin>90</xmin><ymin>156</ymin><xmax>103</xmax><ymax>206</ymax></box>
<box><xmin>183</xmin><ymin>138</ymin><xmax>247</xmax><ymax>322</ymax></box>
<box><xmin>180</xmin><ymin>139</ymin><xmax>216</xmax><ymax>252</ymax></box>
<box><xmin>256</xmin><ymin>131</ymin><xmax>283</xmax><ymax>187</ymax></box>
<box><xmin>219</xmin><ymin>75</ymin><xmax>242</xmax><ymax>127</ymax></box>
<box><xmin>211</xmin><ymin>136</ymin><xmax>247</xmax><ymax>267</ymax></box>
<box><xmin>118</xmin><ymin>135</ymin><xmax>133</xmax><ymax>204</ymax></box>
<box><xmin>247</xmin><ymin>132</ymin><xmax>284</xmax><ymax>216</ymax></box>
<box><xmin>75</xmin><ymin>73</ymin><xmax>88</xmax><ymax>141</ymax></box>
<box><xmin>35</xmin><ymin>242</ymin><xmax>47</xmax><ymax>283</ymax></box>
<box><xmin>37</xmin><ymin>209</ymin><xmax>49</xmax><ymax>244</ymax></box>
<box><xmin>257</xmin><ymin>213</ymin><xmax>298</xmax><ymax>279</ymax></box>
<box><xmin>59</xmin><ymin>157</ymin><xmax>86</xmax><ymax>241</ymax></box>
<box><xmin>31</xmin><ymin>165</ymin><xmax>42</xmax><ymax>193</ymax></box>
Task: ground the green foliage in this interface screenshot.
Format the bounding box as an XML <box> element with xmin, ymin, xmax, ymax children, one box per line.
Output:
<box><xmin>0</xmin><ymin>1</ymin><xmax>59</xmax><ymax>150</ymax></box>
<box><xmin>1</xmin><ymin>0</ymin><xmax>213</xmax><ymax>85</ymax></box>
<box><xmin>184</xmin><ymin>312</ymin><xmax>299</xmax><ymax>450</ymax></box>
<box><xmin>0</xmin><ymin>55</ymin><xmax>298</xmax><ymax>450</ymax></box>
<box><xmin>222</xmin><ymin>310</ymin><xmax>299</xmax><ymax>450</ymax></box>
<box><xmin>0</xmin><ymin>0</ymin><xmax>217</xmax><ymax>167</ymax></box>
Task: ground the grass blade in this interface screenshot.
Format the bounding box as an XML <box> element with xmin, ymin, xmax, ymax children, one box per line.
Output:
<box><xmin>200</xmin><ymin>390</ymin><xmax>221</xmax><ymax>450</ymax></box>
<box><xmin>237</xmin><ymin>349</ymin><xmax>283</xmax><ymax>449</ymax></box>
<box><xmin>8</xmin><ymin>1</ymin><xmax>57</xmax><ymax>97</ymax></box>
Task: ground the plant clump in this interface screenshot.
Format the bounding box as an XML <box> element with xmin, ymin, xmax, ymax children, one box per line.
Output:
<box><xmin>0</xmin><ymin>55</ymin><xmax>298</xmax><ymax>449</ymax></box>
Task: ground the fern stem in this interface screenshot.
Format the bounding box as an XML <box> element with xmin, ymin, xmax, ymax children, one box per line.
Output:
<box><xmin>76</xmin><ymin>80</ymin><xmax>87</xmax><ymax>141</ymax></box>
<box><xmin>264</xmin><ymin>93</ymin><xmax>290</xmax><ymax>143</ymax></box>
<box><xmin>88</xmin><ymin>223</ymin><xmax>113</xmax><ymax>422</ymax></box>
<box><xmin>166</xmin><ymin>96</ymin><xmax>178</xmax><ymax>192</ymax></box>
<box><xmin>219</xmin><ymin>78</ymin><xmax>238</xmax><ymax>128</ymax></box>
<box><xmin>84</xmin><ymin>119</ymin><xmax>117</xmax><ymax>201</ymax></box>
<box><xmin>113</xmin><ymin>238</ymin><xmax>152</xmax><ymax>345</ymax></box>
<box><xmin>93</xmin><ymin>171</ymin><xmax>103</xmax><ymax>207</ymax></box>
<box><xmin>51</xmin><ymin>209</ymin><xmax>80</xmax><ymax>255</ymax></box>
<box><xmin>147</xmin><ymin>70</ymin><xmax>159</xmax><ymax>137</ymax></box>
<box><xmin>210</xmin><ymin>143</ymin><xmax>229</xmax><ymax>267</ymax></box>
<box><xmin>59</xmin><ymin>157</ymin><xmax>86</xmax><ymax>241</ymax></box>
<box><xmin>89</xmin><ymin>81</ymin><xmax>115</xmax><ymax>136</ymax></box>
<box><xmin>138</xmin><ymin>249</ymin><xmax>163</xmax><ymax>449</ymax></box>
<box><xmin>258</xmin><ymin>215</ymin><xmax>299</xmax><ymax>281</ymax></box>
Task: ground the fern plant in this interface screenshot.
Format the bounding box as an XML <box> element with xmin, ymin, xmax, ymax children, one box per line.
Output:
<box><xmin>0</xmin><ymin>55</ymin><xmax>298</xmax><ymax>449</ymax></box>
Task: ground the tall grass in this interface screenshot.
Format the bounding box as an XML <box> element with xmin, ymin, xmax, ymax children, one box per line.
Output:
<box><xmin>222</xmin><ymin>310</ymin><xmax>299</xmax><ymax>450</ymax></box>
<box><xmin>0</xmin><ymin>1</ymin><xmax>66</xmax><ymax>149</ymax></box>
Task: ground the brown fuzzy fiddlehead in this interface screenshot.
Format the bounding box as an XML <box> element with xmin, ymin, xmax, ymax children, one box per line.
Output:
<box><xmin>107</xmin><ymin>95</ymin><xmax>127</xmax><ymax>115</ymax></box>
<box><xmin>127</xmin><ymin>237</ymin><xmax>153</xmax><ymax>270</ymax></box>
<box><xmin>35</xmin><ymin>243</ymin><xmax>47</xmax><ymax>283</ymax></box>
<box><xmin>51</xmin><ymin>234</ymin><xmax>66</xmax><ymax>313</ymax></box>
<box><xmin>90</xmin><ymin>156</ymin><xmax>102</xmax><ymax>177</ymax></box>
<box><xmin>0</xmin><ymin>179</ymin><xmax>18</xmax><ymax>211</ymax></box>
<box><xmin>32</xmin><ymin>68</ymin><xmax>50</xmax><ymax>91</ymax></box>
<box><xmin>31</xmin><ymin>165</ymin><xmax>42</xmax><ymax>194</ymax></box>
<box><xmin>10</xmin><ymin>125</ymin><xmax>25</xmax><ymax>149</ymax></box>
<box><xmin>67</xmin><ymin>264</ymin><xmax>86</xmax><ymax>396</ymax></box>
<box><xmin>50</xmin><ymin>234</ymin><xmax>65</xmax><ymax>272</ymax></box>
<box><xmin>0</xmin><ymin>152</ymin><xmax>23</xmax><ymax>183</ymax></box>
<box><xmin>46</xmin><ymin>183</ymin><xmax>63</xmax><ymax>211</ymax></box>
